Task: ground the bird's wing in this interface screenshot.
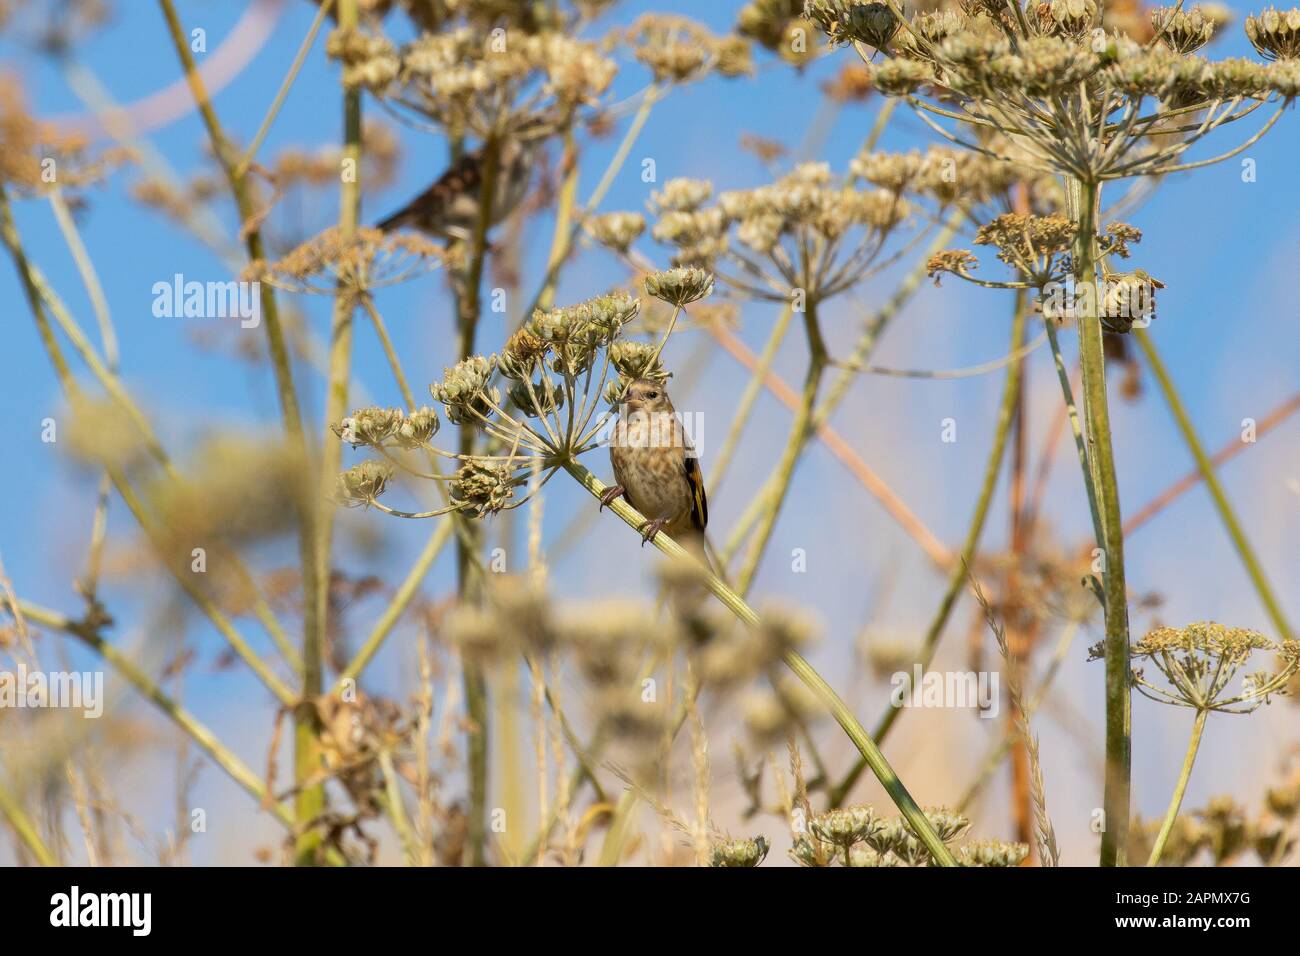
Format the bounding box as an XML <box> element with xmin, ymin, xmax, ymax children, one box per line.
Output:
<box><xmin>682</xmin><ymin>450</ymin><xmax>708</xmax><ymax>532</ymax></box>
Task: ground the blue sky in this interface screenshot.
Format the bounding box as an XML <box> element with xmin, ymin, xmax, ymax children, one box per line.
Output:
<box><xmin>1</xmin><ymin>1</ymin><xmax>1297</xmax><ymax>863</ymax></box>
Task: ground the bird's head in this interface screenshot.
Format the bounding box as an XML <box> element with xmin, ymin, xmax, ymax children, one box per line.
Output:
<box><xmin>621</xmin><ymin>378</ymin><xmax>673</xmax><ymax>415</ymax></box>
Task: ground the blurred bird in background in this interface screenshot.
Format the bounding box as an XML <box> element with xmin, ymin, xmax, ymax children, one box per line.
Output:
<box><xmin>374</xmin><ymin>116</ymin><xmax>550</xmax><ymax>241</ymax></box>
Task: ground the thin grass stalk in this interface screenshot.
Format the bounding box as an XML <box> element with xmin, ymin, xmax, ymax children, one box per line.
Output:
<box><xmin>158</xmin><ymin>0</ymin><xmax>330</xmax><ymax>861</ymax></box>
<box><xmin>19</xmin><ymin>205</ymin><xmax>298</xmax><ymax>663</ymax></box>
<box><xmin>973</xmin><ymin>575</ymin><xmax>1060</xmax><ymax>866</ymax></box>
<box><xmin>235</xmin><ymin>0</ymin><xmax>336</xmax><ymax>178</ymax></box>
<box><xmin>17</xmin><ymin>601</ymin><xmax>298</xmax><ymax>831</ymax></box>
<box><xmin>709</xmin><ymin>304</ymin><xmax>794</xmax><ymax>495</ymax></box>
<box><xmin>1043</xmin><ymin>314</ymin><xmax>1105</xmax><ymax>546</ymax></box>
<box><xmin>1</xmin><ymin>187</ymin><xmax>296</xmax><ymax>705</ymax></box>
<box><xmin>956</xmin><ymin>618</ymin><xmax>1082</xmax><ymax>813</ymax></box>
<box><xmin>733</xmin><ymin>299</ymin><xmax>826</xmax><ymax>595</ymax></box>
<box><xmin>829</xmin><ymin>286</ymin><xmax>1027</xmax><ymax>806</ymax></box>
<box><xmin>719</xmin><ymin>213</ymin><xmax>963</xmax><ymax>570</ymax></box>
<box><xmin>0</xmin><ymin>779</ymin><xmax>58</xmax><ymax>866</ymax></box>
<box><xmin>1133</xmin><ymin>328</ymin><xmax>1293</xmax><ymax>641</ymax></box>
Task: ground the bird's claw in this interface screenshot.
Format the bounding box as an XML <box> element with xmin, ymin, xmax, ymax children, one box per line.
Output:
<box><xmin>599</xmin><ymin>484</ymin><xmax>626</xmax><ymax>512</ymax></box>
<box><xmin>640</xmin><ymin>517</ymin><xmax>669</xmax><ymax>546</ymax></box>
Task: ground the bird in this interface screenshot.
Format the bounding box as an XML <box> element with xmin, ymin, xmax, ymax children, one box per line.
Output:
<box><xmin>602</xmin><ymin>378</ymin><xmax>710</xmax><ymax>569</ymax></box>
<box><xmin>374</xmin><ymin>121</ymin><xmax>546</xmax><ymax>241</ymax></box>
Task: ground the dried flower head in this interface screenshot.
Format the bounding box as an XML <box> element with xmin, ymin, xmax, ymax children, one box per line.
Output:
<box><xmin>1246</xmin><ymin>7</ymin><xmax>1300</xmax><ymax>60</ymax></box>
<box><xmin>1151</xmin><ymin>5</ymin><xmax>1220</xmax><ymax>53</ymax></box>
<box><xmin>0</xmin><ymin>78</ymin><xmax>102</xmax><ymax>194</ymax></box>
<box><xmin>862</xmin><ymin>808</ymin><xmax>973</xmax><ymax>865</ymax></box>
<box><xmin>974</xmin><ymin>213</ymin><xmax>1077</xmax><ymax>276</ymax></box>
<box><xmin>1093</xmin><ymin>621</ymin><xmax>1300</xmax><ymax>713</ymax></box>
<box><xmin>739</xmin><ymin>0</ymin><xmax>819</xmax><ymax>64</ymax></box>
<box><xmin>625</xmin><ymin>15</ymin><xmax>752</xmax><ymax>84</ymax></box>
<box><xmin>248</xmin><ymin>227</ymin><xmax>445</xmax><ymax>293</ymax></box>
<box><xmin>741</xmin><ymin>676</ymin><xmax>821</xmax><ymax>744</ymax></box>
<box><xmin>431</xmin><ymin>355</ymin><xmax>500</xmax><ymax>425</ymax></box>
<box><xmin>560</xmin><ymin>599</ymin><xmax>666</xmax><ymax>685</ymax></box>
<box><xmin>1031</xmin><ymin>0</ymin><xmax>1099</xmax><ymax>38</ymax></box>
<box><xmin>389</xmin><ymin>27</ymin><xmax>614</xmax><ymax>136</ymax></box>
<box><xmin>960</xmin><ymin>839</ymin><xmax>1031</xmax><ymax>866</ymax></box>
<box><xmin>872</xmin><ymin>56</ymin><xmax>936</xmax><ymax>94</ymax></box>
<box><xmin>709</xmin><ymin>835</ymin><xmax>771</xmax><ymax>867</ymax></box>
<box><xmin>326</xmin><ymin>27</ymin><xmax>400</xmax><ymax>91</ymax></box>
<box><xmin>585</xmin><ymin>211</ymin><xmax>646</xmax><ymax>253</ymax></box>
<box><xmin>450</xmin><ymin>458</ymin><xmax>519</xmax><ymax>517</ymax></box>
<box><xmin>805</xmin><ymin>0</ymin><xmax>900</xmax><ymax>49</ymax></box>
<box><xmin>144</xmin><ymin>435</ymin><xmax>307</xmax><ymax>550</ymax></box>
<box><xmin>336</xmin><ymin>406</ymin><xmax>439</xmax><ymax>449</ymax></box>
<box><xmin>644</xmin><ymin>266</ymin><xmax>715</xmax><ymax>307</ymax></box>
<box><xmin>336</xmin><ymin>460</ymin><xmax>396</xmax><ymax>506</ymax></box>
<box><xmin>811</xmin><ymin>805</ymin><xmax>881</xmax><ymax>850</ymax></box>
<box><xmin>926</xmin><ymin>248</ymin><xmax>980</xmax><ymax>284</ymax></box>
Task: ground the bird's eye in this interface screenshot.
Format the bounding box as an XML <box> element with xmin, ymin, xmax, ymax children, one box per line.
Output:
<box><xmin>646</xmin><ymin>391</ymin><xmax>658</xmax><ymax>400</ymax></box>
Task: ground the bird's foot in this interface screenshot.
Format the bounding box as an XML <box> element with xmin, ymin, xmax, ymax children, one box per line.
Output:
<box><xmin>640</xmin><ymin>516</ymin><xmax>669</xmax><ymax>546</ymax></box>
<box><xmin>599</xmin><ymin>484</ymin><xmax>626</xmax><ymax>512</ymax></box>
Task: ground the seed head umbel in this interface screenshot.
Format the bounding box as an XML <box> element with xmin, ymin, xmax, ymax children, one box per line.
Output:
<box><xmin>643</xmin><ymin>266</ymin><xmax>714</xmax><ymax>306</ymax></box>
<box><xmin>1246</xmin><ymin>7</ymin><xmax>1300</xmax><ymax>60</ymax></box>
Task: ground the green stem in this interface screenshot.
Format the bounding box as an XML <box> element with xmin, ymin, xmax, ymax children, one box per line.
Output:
<box><xmin>720</xmin><ymin>211</ymin><xmax>963</xmax><ymax>569</ymax></box>
<box><xmin>159</xmin><ymin>0</ymin><xmax>327</xmax><ymax>861</ymax></box>
<box><xmin>830</xmin><ymin>287</ymin><xmax>1027</xmax><ymax>807</ymax></box>
<box><xmin>294</xmin><ymin>0</ymin><xmax>363</xmax><ymax>866</ymax></box>
<box><xmin>734</xmin><ymin>300</ymin><xmax>826</xmax><ymax>595</ymax></box>
<box><xmin>234</xmin><ymin>0</ymin><xmax>336</xmax><ymax>178</ymax></box>
<box><xmin>709</xmin><ymin>303</ymin><xmax>794</xmax><ymax>496</ymax></box>
<box><xmin>1146</xmin><ymin>708</ymin><xmax>1207</xmax><ymax>867</ymax></box>
<box><xmin>18</xmin><ymin>600</ymin><xmax>297</xmax><ymax>831</ymax></box>
<box><xmin>1</xmin><ymin>186</ymin><xmax>296</xmax><ymax>705</ymax></box>
<box><xmin>0</xmin><ymin>780</ymin><xmax>58</xmax><ymax>866</ymax></box>
<box><xmin>456</xmin><ymin>131</ymin><xmax>503</xmax><ymax>868</ymax></box>
<box><xmin>562</xmin><ymin>458</ymin><xmax>957</xmax><ymax>866</ymax></box>
<box><xmin>336</xmin><ymin>519</ymin><xmax>453</xmax><ymax>689</ymax></box>
<box><xmin>1133</xmin><ymin>328</ymin><xmax>1293</xmax><ymax>641</ymax></box>
<box><xmin>1071</xmin><ymin>176</ymin><xmax>1131</xmax><ymax>867</ymax></box>
<box><xmin>1043</xmin><ymin>314</ymin><xmax>1104</xmax><ymax>547</ymax></box>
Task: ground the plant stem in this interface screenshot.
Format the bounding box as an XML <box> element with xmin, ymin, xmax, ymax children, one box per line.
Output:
<box><xmin>734</xmin><ymin>299</ymin><xmax>827</xmax><ymax>595</ymax></box>
<box><xmin>0</xmin><ymin>186</ymin><xmax>296</xmax><ymax>705</ymax></box>
<box><xmin>709</xmin><ymin>303</ymin><xmax>794</xmax><ymax>495</ymax></box>
<box><xmin>293</xmin><ymin>0</ymin><xmax>362</xmax><ymax>866</ymax></box>
<box><xmin>718</xmin><ymin>212</ymin><xmax>963</xmax><ymax>571</ymax></box>
<box><xmin>18</xmin><ymin>600</ymin><xmax>297</xmax><ymax>831</ymax></box>
<box><xmin>235</xmin><ymin>0</ymin><xmax>336</xmax><ymax>178</ymax></box>
<box><xmin>829</xmin><ymin>287</ymin><xmax>1027</xmax><ymax>806</ymax></box>
<box><xmin>1133</xmin><ymin>328</ymin><xmax>1293</xmax><ymax>641</ymax></box>
<box><xmin>1147</xmin><ymin>708</ymin><xmax>1207</xmax><ymax>867</ymax></box>
<box><xmin>562</xmin><ymin>458</ymin><xmax>958</xmax><ymax>866</ymax></box>
<box><xmin>159</xmin><ymin>0</ymin><xmax>328</xmax><ymax>861</ymax></box>
<box><xmin>0</xmin><ymin>780</ymin><xmax>58</xmax><ymax>866</ymax></box>
<box><xmin>1071</xmin><ymin>176</ymin><xmax>1131</xmax><ymax>866</ymax></box>
<box><xmin>1043</xmin><ymin>314</ymin><xmax>1105</xmax><ymax>547</ymax></box>
<box><xmin>336</xmin><ymin>520</ymin><xmax>454</xmax><ymax>689</ymax></box>
<box><xmin>456</xmin><ymin>131</ymin><xmax>503</xmax><ymax>867</ymax></box>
